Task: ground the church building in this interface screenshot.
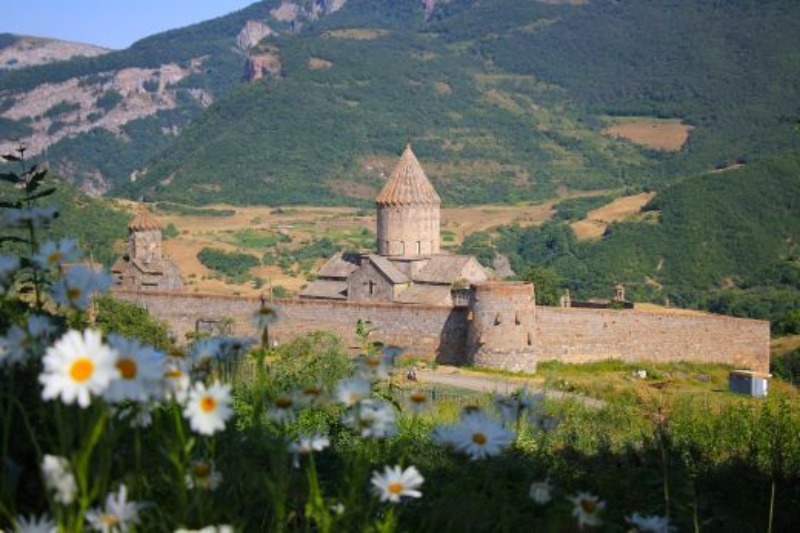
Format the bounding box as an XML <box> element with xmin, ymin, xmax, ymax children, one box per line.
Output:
<box><xmin>300</xmin><ymin>144</ymin><xmax>491</xmax><ymax>305</ymax></box>
<box><xmin>111</xmin><ymin>205</ymin><xmax>183</xmax><ymax>291</ymax></box>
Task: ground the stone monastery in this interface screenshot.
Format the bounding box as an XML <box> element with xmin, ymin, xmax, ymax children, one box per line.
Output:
<box><xmin>115</xmin><ymin>145</ymin><xmax>770</xmax><ymax>374</ymax></box>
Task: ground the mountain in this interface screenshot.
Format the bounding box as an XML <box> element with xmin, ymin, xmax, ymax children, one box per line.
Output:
<box><xmin>2</xmin><ymin>0</ymin><xmax>798</xmax><ymax>204</ymax></box>
<box><xmin>0</xmin><ymin>34</ymin><xmax>109</xmax><ymax>71</ymax></box>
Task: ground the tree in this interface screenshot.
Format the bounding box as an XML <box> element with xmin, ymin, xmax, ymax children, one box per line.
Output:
<box><xmin>521</xmin><ymin>265</ymin><xmax>563</xmax><ymax>306</ymax></box>
<box><xmin>94</xmin><ymin>295</ymin><xmax>174</xmax><ymax>350</ymax></box>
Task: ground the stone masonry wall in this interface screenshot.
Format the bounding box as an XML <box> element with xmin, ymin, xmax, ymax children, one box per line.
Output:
<box><xmin>112</xmin><ymin>290</ymin><xmax>467</xmax><ymax>361</ymax></box>
<box><xmin>533</xmin><ymin>307</ymin><xmax>770</xmax><ymax>372</ymax></box>
<box><xmin>112</xmin><ymin>291</ymin><xmax>769</xmax><ymax>372</ymax></box>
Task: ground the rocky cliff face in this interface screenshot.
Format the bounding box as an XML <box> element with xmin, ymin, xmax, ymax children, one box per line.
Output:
<box><xmin>0</xmin><ymin>59</ymin><xmax>212</xmax><ymax>161</ymax></box>
<box><xmin>0</xmin><ymin>35</ymin><xmax>109</xmax><ymax>70</ymax></box>
<box><xmin>0</xmin><ymin>2</ymin><xmax>350</xmax><ymax>192</ymax></box>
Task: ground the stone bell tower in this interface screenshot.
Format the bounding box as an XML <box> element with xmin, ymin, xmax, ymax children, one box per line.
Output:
<box><xmin>375</xmin><ymin>144</ymin><xmax>441</xmax><ymax>257</ymax></box>
<box><xmin>128</xmin><ymin>204</ymin><xmax>162</xmax><ymax>265</ymax></box>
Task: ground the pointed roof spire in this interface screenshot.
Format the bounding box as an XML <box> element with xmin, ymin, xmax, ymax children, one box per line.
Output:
<box><xmin>376</xmin><ymin>144</ymin><xmax>441</xmax><ymax>206</ymax></box>
<box><xmin>128</xmin><ymin>204</ymin><xmax>161</xmax><ymax>232</ymax></box>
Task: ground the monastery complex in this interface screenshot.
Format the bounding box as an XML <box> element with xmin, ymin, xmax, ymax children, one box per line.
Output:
<box><xmin>113</xmin><ymin>145</ymin><xmax>770</xmax><ymax>373</ymax></box>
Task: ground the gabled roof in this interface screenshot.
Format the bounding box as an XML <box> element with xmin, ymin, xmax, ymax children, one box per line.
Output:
<box><xmin>299</xmin><ymin>280</ymin><xmax>348</xmax><ymax>300</ymax></box>
<box><xmin>317</xmin><ymin>252</ymin><xmax>360</xmax><ymax>279</ymax></box>
<box><xmin>367</xmin><ymin>254</ymin><xmax>409</xmax><ymax>284</ymax></box>
<box><xmin>375</xmin><ymin>144</ymin><xmax>441</xmax><ymax>206</ymax></box>
<box><xmin>394</xmin><ymin>284</ymin><xmax>453</xmax><ymax>305</ymax></box>
<box><xmin>128</xmin><ymin>205</ymin><xmax>160</xmax><ymax>232</ymax></box>
<box><xmin>413</xmin><ymin>255</ymin><xmax>488</xmax><ymax>285</ymax></box>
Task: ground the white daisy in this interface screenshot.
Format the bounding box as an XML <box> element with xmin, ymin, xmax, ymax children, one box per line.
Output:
<box><xmin>185</xmin><ymin>460</ymin><xmax>223</xmax><ymax>491</ymax></box>
<box><xmin>626</xmin><ymin>512</ymin><xmax>675</xmax><ymax>533</ymax></box>
<box><xmin>104</xmin><ymin>335</ymin><xmax>166</xmax><ymax>404</ymax></box>
<box><xmin>50</xmin><ymin>266</ymin><xmax>111</xmax><ymax>311</ymax></box>
<box><xmin>295</xmin><ymin>384</ymin><xmax>326</xmax><ymax>408</ymax></box>
<box><xmin>164</xmin><ymin>356</ymin><xmax>191</xmax><ymax>404</ymax></box>
<box><xmin>14</xmin><ymin>513</ymin><xmax>56</xmax><ymax>533</ymax></box>
<box><xmin>370</xmin><ymin>465</ymin><xmax>424</xmax><ymax>503</ymax></box>
<box><xmin>408</xmin><ymin>390</ymin><xmax>431</xmax><ymax>414</ymax></box>
<box><xmin>174</xmin><ymin>526</ymin><xmax>233</xmax><ymax>533</ymax></box>
<box><xmin>354</xmin><ymin>353</ymin><xmax>392</xmax><ymax>382</ymax></box>
<box><xmin>39</xmin><ymin>329</ymin><xmax>119</xmax><ymax>408</ymax></box>
<box><xmin>529</xmin><ymin>479</ymin><xmax>553</xmax><ymax>505</ymax></box>
<box><xmin>342</xmin><ymin>399</ymin><xmax>397</xmax><ymax>439</ymax></box>
<box><xmin>33</xmin><ymin>238</ymin><xmax>80</xmax><ymax>270</ymax></box>
<box><xmin>334</xmin><ymin>377</ymin><xmax>371</xmax><ymax>407</ymax></box>
<box><xmin>86</xmin><ymin>484</ymin><xmax>143</xmax><ymax>532</ymax></box>
<box><xmin>441</xmin><ymin>411</ymin><xmax>515</xmax><ymax>460</ymax></box>
<box><xmin>288</xmin><ymin>433</ymin><xmax>330</xmax><ymax>468</ymax></box>
<box><xmin>0</xmin><ymin>316</ymin><xmax>56</xmax><ymax>366</ymax></box>
<box><xmin>267</xmin><ymin>394</ymin><xmax>298</xmax><ymax>425</ymax></box>
<box><xmin>41</xmin><ymin>454</ymin><xmax>77</xmax><ymax>505</ymax></box>
<box><xmin>569</xmin><ymin>492</ymin><xmax>605</xmax><ymax>530</ymax></box>
<box><xmin>183</xmin><ymin>380</ymin><xmax>233</xmax><ymax>436</ymax></box>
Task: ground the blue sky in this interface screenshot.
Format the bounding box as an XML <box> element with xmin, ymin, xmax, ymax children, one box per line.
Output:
<box><xmin>3</xmin><ymin>1</ymin><xmax>258</xmax><ymax>49</ymax></box>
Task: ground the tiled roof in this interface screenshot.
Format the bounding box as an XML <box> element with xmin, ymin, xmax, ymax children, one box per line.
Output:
<box><xmin>375</xmin><ymin>144</ymin><xmax>441</xmax><ymax>206</ymax></box>
<box><xmin>368</xmin><ymin>254</ymin><xmax>409</xmax><ymax>284</ymax></box>
<box><xmin>299</xmin><ymin>280</ymin><xmax>348</xmax><ymax>300</ymax></box>
<box><xmin>128</xmin><ymin>205</ymin><xmax>160</xmax><ymax>232</ymax></box>
<box><xmin>317</xmin><ymin>252</ymin><xmax>361</xmax><ymax>279</ymax></box>
<box><xmin>394</xmin><ymin>284</ymin><xmax>452</xmax><ymax>305</ymax></box>
<box><xmin>413</xmin><ymin>255</ymin><xmax>486</xmax><ymax>284</ymax></box>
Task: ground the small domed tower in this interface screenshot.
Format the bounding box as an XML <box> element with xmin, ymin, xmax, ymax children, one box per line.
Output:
<box><xmin>375</xmin><ymin>144</ymin><xmax>441</xmax><ymax>257</ymax></box>
<box><xmin>466</xmin><ymin>281</ymin><xmax>537</xmax><ymax>372</ymax></box>
<box><xmin>128</xmin><ymin>205</ymin><xmax>162</xmax><ymax>264</ymax></box>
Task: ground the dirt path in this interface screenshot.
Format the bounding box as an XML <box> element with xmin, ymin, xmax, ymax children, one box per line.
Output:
<box><xmin>415</xmin><ymin>366</ymin><xmax>604</xmax><ymax>408</ymax></box>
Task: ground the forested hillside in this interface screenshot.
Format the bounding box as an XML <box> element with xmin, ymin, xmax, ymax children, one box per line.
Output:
<box><xmin>3</xmin><ymin>0</ymin><xmax>800</xmax><ymax>204</ymax></box>
<box><xmin>463</xmin><ymin>153</ymin><xmax>800</xmax><ymax>323</ymax></box>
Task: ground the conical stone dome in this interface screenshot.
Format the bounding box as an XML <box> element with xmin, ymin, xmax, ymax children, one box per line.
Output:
<box><xmin>376</xmin><ymin>144</ymin><xmax>441</xmax><ymax>206</ymax></box>
<box><xmin>128</xmin><ymin>205</ymin><xmax>161</xmax><ymax>232</ymax></box>
<box><xmin>376</xmin><ymin>144</ymin><xmax>441</xmax><ymax>257</ymax></box>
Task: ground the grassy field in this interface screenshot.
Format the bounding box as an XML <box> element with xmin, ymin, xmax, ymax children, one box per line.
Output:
<box><xmin>114</xmin><ymin>200</ymin><xmax>564</xmax><ymax>297</ymax></box>
<box><xmin>602</xmin><ymin>116</ymin><xmax>693</xmax><ymax>152</ymax></box>
<box><xmin>570</xmin><ymin>192</ymin><xmax>657</xmax><ymax>239</ymax></box>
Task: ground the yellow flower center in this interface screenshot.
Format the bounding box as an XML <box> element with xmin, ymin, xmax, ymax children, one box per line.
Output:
<box><xmin>48</xmin><ymin>251</ymin><xmax>62</xmax><ymax>265</ymax></box>
<box><xmin>165</xmin><ymin>369</ymin><xmax>184</xmax><ymax>379</ymax></box>
<box><xmin>472</xmin><ymin>432</ymin><xmax>487</xmax><ymax>445</ymax></box>
<box><xmin>276</xmin><ymin>397</ymin><xmax>293</xmax><ymax>409</ymax></box>
<box><xmin>69</xmin><ymin>357</ymin><xmax>94</xmax><ymax>382</ymax></box>
<box><xmin>98</xmin><ymin>514</ymin><xmax>119</xmax><ymax>526</ymax></box>
<box><xmin>117</xmin><ymin>358</ymin><xmax>138</xmax><ymax>380</ymax></box>
<box><xmin>410</xmin><ymin>392</ymin><xmax>427</xmax><ymax>404</ymax></box>
<box><xmin>365</xmin><ymin>357</ymin><xmax>380</xmax><ymax>367</ymax></box>
<box><xmin>303</xmin><ymin>386</ymin><xmax>322</xmax><ymax>397</ymax></box>
<box><xmin>67</xmin><ymin>287</ymin><xmax>82</xmax><ymax>301</ymax></box>
<box><xmin>194</xmin><ymin>464</ymin><xmax>211</xmax><ymax>477</ymax></box>
<box><xmin>388</xmin><ymin>482</ymin><xmax>404</xmax><ymax>494</ymax></box>
<box><xmin>581</xmin><ymin>499</ymin><xmax>597</xmax><ymax>514</ymax></box>
<box><xmin>200</xmin><ymin>395</ymin><xmax>217</xmax><ymax>413</ymax></box>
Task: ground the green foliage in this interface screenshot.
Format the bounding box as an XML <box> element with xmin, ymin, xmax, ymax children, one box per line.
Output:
<box><xmin>153</xmin><ymin>202</ymin><xmax>235</xmax><ymax>217</ymax></box>
<box><xmin>264</xmin><ymin>331</ymin><xmax>352</xmax><ymax>392</ymax></box>
<box><xmin>162</xmin><ymin>223</ymin><xmax>179</xmax><ymax>239</ymax></box>
<box><xmin>553</xmin><ymin>195</ymin><xmax>615</xmax><ymax>221</ymax></box>
<box><xmin>521</xmin><ymin>265</ymin><xmax>563</xmax><ymax>306</ymax></box>
<box><xmin>95</xmin><ymin>90</ymin><xmax>123</xmax><ymax>112</ymax></box>
<box><xmin>476</xmin><ymin>154</ymin><xmax>800</xmax><ymax>321</ymax></box>
<box><xmin>197</xmin><ymin>247</ymin><xmax>260</xmax><ymax>278</ymax></box>
<box><xmin>94</xmin><ymin>295</ymin><xmax>174</xmax><ymax>350</ymax></box>
<box><xmin>43</xmin><ymin>100</ymin><xmax>80</xmax><ymax>119</ymax></box>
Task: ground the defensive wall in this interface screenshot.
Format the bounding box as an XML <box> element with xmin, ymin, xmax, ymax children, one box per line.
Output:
<box><xmin>112</xmin><ymin>289</ymin><xmax>770</xmax><ymax>373</ymax></box>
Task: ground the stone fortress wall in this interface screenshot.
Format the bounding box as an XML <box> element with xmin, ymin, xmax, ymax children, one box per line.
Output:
<box><xmin>113</xmin><ymin>288</ymin><xmax>770</xmax><ymax>373</ymax></box>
